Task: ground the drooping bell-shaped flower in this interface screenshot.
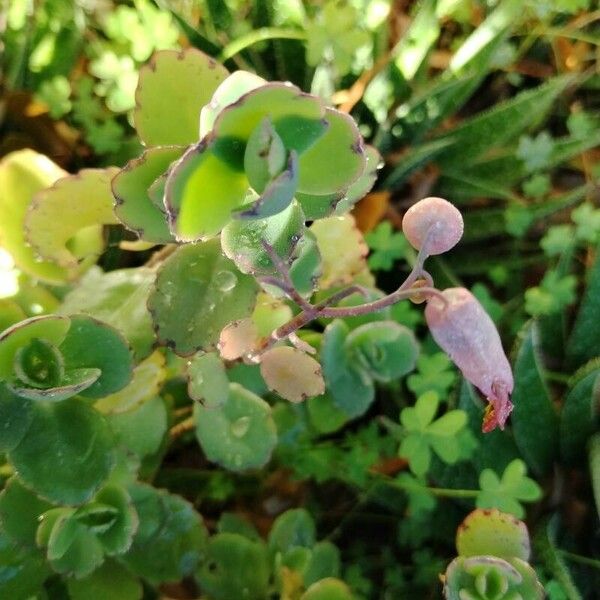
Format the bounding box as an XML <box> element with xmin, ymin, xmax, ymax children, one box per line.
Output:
<box><xmin>425</xmin><ymin>288</ymin><xmax>513</xmax><ymax>432</ymax></box>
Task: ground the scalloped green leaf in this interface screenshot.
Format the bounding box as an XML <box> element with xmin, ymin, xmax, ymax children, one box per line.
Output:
<box><xmin>0</xmin><ymin>477</ymin><xmax>54</xmax><ymax>547</ymax></box>
<box><xmin>122</xmin><ymin>484</ymin><xmax>208</xmax><ymax>584</ymax></box>
<box><xmin>134</xmin><ymin>48</ymin><xmax>228</xmax><ymax>147</ymax></box>
<box><xmin>0</xmin><ymin>383</ymin><xmax>34</xmax><ymax>452</ymax></box>
<box><xmin>213</xmin><ymin>83</ymin><xmax>326</xmax><ymax>154</ymax></box>
<box><xmin>59</xmin><ymin>267</ymin><xmax>156</xmax><ymax>362</ymax></box>
<box><xmin>113</xmin><ymin>146</ymin><xmax>183</xmax><ymax>243</ymax></box>
<box><xmin>187</xmin><ymin>352</ymin><xmax>229</xmax><ymax>408</ymax></box>
<box><xmin>9</xmin><ymin>368</ymin><xmax>101</xmax><ymax>402</ymax></box>
<box><xmin>148</xmin><ymin>241</ymin><xmax>259</xmax><ymax>355</ymax></box>
<box><xmin>25</xmin><ymin>168</ymin><xmax>119</xmax><ymax>271</ymax></box>
<box><xmin>0</xmin><ymin>150</ymin><xmax>73</xmax><ymax>284</ymax></box>
<box><xmin>8</xmin><ymin>398</ymin><xmax>115</xmax><ymax>504</ymax></box>
<box><xmin>91</xmin><ymin>485</ymin><xmax>138</xmax><ymax>555</ymax></box>
<box><xmin>260</xmin><ymin>346</ymin><xmax>325</xmax><ymax>403</ymax></box>
<box><xmin>268</xmin><ymin>508</ymin><xmax>316</xmax><ymax>556</ymax></box>
<box><xmin>221</xmin><ymin>200</ymin><xmax>305</xmax><ymax>275</ymax></box>
<box><xmin>67</xmin><ymin>560</ymin><xmax>143</xmax><ymax>600</ymax></box>
<box><xmin>456</xmin><ymin>509</ymin><xmax>531</xmax><ymax>560</ymax></box>
<box><xmin>301</xmin><ymin>578</ymin><xmax>354</xmax><ymax>600</ymax></box>
<box><xmin>321</xmin><ymin>320</ymin><xmax>374</xmax><ymax>418</ymax></box>
<box><xmin>307</xmin><ymin>393</ymin><xmax>349</xmax><ymax>435</ymax></box>
<box><xmin>345</xmin><ymin>321</ymin><xmax>419</xmax><ymax>383</ymax></box>
<box><xmin>59</xmin><ymin>315</ymin><xmax>133</xmax><ymax>399</ymax></box>
<box><xmin>194</xmin><ymin>382</ymin><xmax>277</xmax><ymax>471</ymax></box>
<box><xmin>0</xmin><ymin>532</ymin><xmax>49</xmax><ymax>599</ymax></box>
<box><xmin>165</xmin><ymin>139</ymin><xmax>249</xmax><ymax>241</ymax></box>
<box><xmin>288</xmin><ymin>230</ymin><xmax>322</xmax><ymax>298</ymax></box>
<box><xmin>196</xmin><ymin>533</ymin><xmax>270</xmax><ymax>600</ymax></box>
<box><xmin>297</xmin><ymin>108</ymin><xmax>365</xmax><ymax>195</ymax></box>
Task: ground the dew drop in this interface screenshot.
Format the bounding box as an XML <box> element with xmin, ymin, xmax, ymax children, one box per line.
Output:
<box><xmin>230</xmin><ymin>416</ymin><xmax>250</xmax><ymax>438</ymax></box>
<box><xmin>215</xmin><ymin>270</ymin><xmax>237</xmax><ymax>292</ymax></box>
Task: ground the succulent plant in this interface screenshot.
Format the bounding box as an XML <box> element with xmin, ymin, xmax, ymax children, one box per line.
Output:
<box><xmin>443</xmin><ymin>509</ymin><xmax>543</xmax><ymax>600</ymax></box>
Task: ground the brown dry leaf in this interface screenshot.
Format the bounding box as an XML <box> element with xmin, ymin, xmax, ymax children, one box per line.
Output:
<box><xmin>352</xmin><ymin>190</ymin><xmax>390</xmax><ymax>233</ymax></box>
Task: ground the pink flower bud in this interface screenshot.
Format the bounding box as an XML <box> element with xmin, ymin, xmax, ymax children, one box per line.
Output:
<box><xmin>424</xmin><ymin>288</ymin><xmax>513</xmax><ymax>432</ymax></box>
<box><xmin>402</xmin><ymin>197</ymin><xmax>464</xmax><ymax>256</ymax></box>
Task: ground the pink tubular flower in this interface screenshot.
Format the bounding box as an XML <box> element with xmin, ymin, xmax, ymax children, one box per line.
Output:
<box><xmin>424</xmin><ymin>288</ymin><xmax>514</xmax><ymax>432</ymax></box>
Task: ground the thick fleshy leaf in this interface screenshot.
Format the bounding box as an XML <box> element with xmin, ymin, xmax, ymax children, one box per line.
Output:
<box><xmin>0</xmin><ymin>150</ymin><xmax>72</xmax><ymax>283</ymax></box>
<box><xmin>59</xmin><ymin>267</ymin><xmax>156</xmax><ymax>361</ymax></box>
<box><xmin>221</xmin><ymin>200</ymin><xmax>305</xmax><ymax>275</ymax></box>
<box><xmin>0</xmin><ymin>383</ymin><xmax>34</xmax><ymax>452</ymax></box>
<box><xmin>260</xmin><ymin>346</ymin><xmax>325</xmax><ymax>403</ymax></box>
<box><xmin>67</xmin><ymin>560</ymin><xmax>143</xmax><ymax>600</ymax></box>
<box><xmin>165</xmin><ymin>139</ymin><xmax>249</xmax><ymax>241</ymax></box>
<box><xmin>196</xmin><ymin>533</ymin><xmax>270</xmax><ymax>600</ymax></box>
<box><xmin>310</xmin><ymin>214</ymin><xmax>369</xmax><ymax>288</ymax></box>
<box><xmin>194</xmin><ymin>382</ymin><xmax>277</xmax><ymax>471</ymax></box>
<box><xmin>0</xmin><ymin>476</ymin><xmax>54</xmax><ymax>547</ymax></box>
<box><xmin>59</xmin><ymin>315</ymin><xmax>133</xmax><ymax>399</ymax></box>
<box><xmin>187</xmin><ymin>352</ymin><xmax>229</xmax><ymax>408</ymax></box>
<box><xmin>251</xmin><ymin>293</ymin><xmax>293</xmax><ymax>336</ymax></box>
<box><xmin>321</xmin><ymin>320</ymin><xmax>374</xmax><ymax>418</ymax></box>
<box><xmin>0</xmin><ymin>532</ymin><xmax>49</xmax><ymax>598</ymax></box>
<box><xmin>297</xmin><ymin>108</ymin><xmax>365</xmax><ymax>195</ymax></box>
<box><xmin>233</xmin><ymin>151</ymin><xmax>298</xmax><ymax>219</ymax></box>
<box><xmin>345</xmin><ymin>321</ymin><xmax>419</xmax><ymax>383</ymax></box>
<box><xmin>295</xmin><ymin>190</ymin><xmax>343</xmax><ymax>221</ymax></box>
<box><xmin>8</xmin><ymin>368</ymin><xmax>101</xmax><ymax>402</ymax></box>
<box><xmin>92</xmin><ymin>485</ymin><xmax>138</xmax><ymax>555</ymax></box>
<box><xmin>307</xmin><ymin>393</ymin><xmax>349</xmax><ymax>434</ymax></box>
<box><xmin>334</xmin><ymin>145</ymin><xmax>382</xmax><ymax>214</ymax></box>
<box><xmin>95</xmin><ymin>351</ymin><xmax>166</xmax><ymax>414</ymax></box>
<box><xmin>25</xmin><ymin>168</ymin><xmax>119</xmax><ymax>270</ymax></box>
<box><xmin>134</xmin><ymin>48</ymin><xmax>228</xmax><ymax>147</ymax></box>
<box><xmin>122</xmin><ymin>484</ymin><xmax>208</xmax><ymax>584</ymax></box>
<box><xmin>212</xmin><ymin>83</ymin><xmax>326</xmax><ymax>154</ymax></box>
<box><xmin>200</xmin><ymin>71</ymin><xmax>266</xmax><ymax>138</ymax></box>
<box><xmin>456</xmin><ymin>509</ymin><xmax>530</xmax><ymax>560</ymax></box>
<box><xmin>8</xmin><ymin>398</ymin><xmax>115</xmax><ymax>504</ymax></box>
<box><xmin>113</xmin><ymin>146</ymin><xmax>183</xmax><ymax>242</ymax></box>
<box><xmin>288</xmin><ymin>230</ymin><xmax>322</xmax><ymax>297</ymax></box>
<box><xmin>148</xmin><ymin>241</ymin><xmax>259</xmax><ymax>355</ymax></box>
<box><xmin>218</xmin><ymin>318</ymin><xmax>259</xmax><ymax>361</ymax></box>
<box><xmin>301</xmin><ymin>578</ymin><xmax>354</xmax><ymax>600</ymax></box>
<box><xmin>268</xmin><ymin>508</ymin><xmax>316</xmax><ymax>556</ymax></box>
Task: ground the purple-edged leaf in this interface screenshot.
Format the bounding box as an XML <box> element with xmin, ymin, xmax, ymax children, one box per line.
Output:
<box><xmin>297</xmin><ymin>108</ymin><xmax>365</xmax><ymax>195</ymax></box>
<box><xmin>113</xmin><ymin>146</ymin><xmax>183</xmax><ymax>243</ymax></box>
<box><xmin>165</xmin><ymin>139</ymin><xmax>249</xmax><ymax>241</ymax></box>
<box><xmin>134</xmin><ymin>48</ymin><xmax>228</xmax><ymax>147</ymax></box>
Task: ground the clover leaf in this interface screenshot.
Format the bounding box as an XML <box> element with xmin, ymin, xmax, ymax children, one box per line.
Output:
<box><xmin>365</xmin><ymin>222</ymin><xmax>410</xmax><ymax>271</ymax></box>
<box><xmin>407</xmin><ymin>353</ymin><xmax>457</xmax><ymax>398</ymax></box>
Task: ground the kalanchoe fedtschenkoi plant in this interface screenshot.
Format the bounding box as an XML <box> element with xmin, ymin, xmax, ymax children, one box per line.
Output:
<box><xmin>443</xmin><ymin>509</ymin><xmax>544</xmax><ymax>600</ymax></box>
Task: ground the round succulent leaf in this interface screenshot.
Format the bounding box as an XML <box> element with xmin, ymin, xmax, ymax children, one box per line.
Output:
<box><xmin>8</xmin><ymin>368</ymin><xmax>101</xmax><ymax>403</ymax></box>
<box><xmin>108</xmin><ymin>395</ymin><xmax>167</xmax><ymax>460</ymax></box>
<box><xmin>13</xmin><ymin>337</ymin><xmax>64</xmax><ymax>389</ymax></box>
<box><xmin>0</xmin><ymin>299</ymin><xmax>27</xmax><ymax>333</ymax></box>
<box><xmin>307</xmin><ymin>393</ymin><xmax>349</xmax><ymax>435</ymax></box>
<box><xmin>0</xmin><ymin>476</ymin><xmax>54</xmax><ymax>547</ymax></box>
<box><xmin>456</xmin><ymin>509</ymin><xmax>531</xmax><ymax>561</ymax></box>
<box><xmin>443</xmin><ymin>555</ymin><xmax>544</xmax><ymax>600</ymax></box>
<box><xmin>66</xmin><ymin>560</ymin><xmax>143</xmax><ymax>600</ymax></box>
<box><xmin>295</xmin><ymin>190</ymin><xmax>342</xmax><ymax>220</ymax></box>
<box><xmin>8</xmin><ymin>398</ymin><xmax>115</xmax><ymax>504</ymax></box>
<box><xmin>212</xmin><ymin>83</ymin><xmax>326</xmax><ymax>153</ymax></box>
<box><xmin>268</xmin><ymin>508</ymin><xmax>316</xmax><ymax>556</ymax></box>
<box><xmin>148</xmin><ymin>241</ymin><xmax>259</xmax><ymax>355</ymax></box>
<box><xmin>345</xmin><ymin>321</ymin><xmax>419</xmax><ymax>383</ymax></box>
<box><xmin>0</xmin><ymin>149</ymin><xmax>71</xmax><ymax>284</ymax></box>
<box><xmin>59</xmin><ymin>267</ymin><xmax>156</xmax><ymax>362</ymax></box>
<box><xmin>310</xmin><ymin>214</ymin><xmax>369</xmax><ymax>288</ymax></box>
<box><xmin>0</xmin><ymin>315</ymin><xmax>70</xmax><ymax>381</ymax></box>
<box><xmin>187</xmin><ymin>352</ymin><xmax>229</xmax><ymax>408</ymax></box>
<box><xmin>122</xmin><ymin>484</ymin><xmax>208</xmax><ymax>584</ymax></box>
<box><xmin>196</xmin><ymin>533</ymin><xmax>270</xmax><ymax>600</ymax></box>
<box><xmin>92</xmin><ymin>485</ymin><xmax>138</xmax><ymax>555</ymax></box>
<box><xmin>251</xmin><ymin>293</ymin><xmax>293</xmax><ymax>337</ymax></box>
<box><xmin>0</xmin><ymin>383</ymin><xmax>34</xmax><ymax>452</ymax></box>
<box><xmin>200</xmin><ymin>71</ymin><xmax>267</xmax><ymax>138</ymax></box>
<box><xmin>25</xmin><ymin>168</ymin><xmax>119</xmax><ymax>271</ymax></box>
<box><xmin>260</xmin><ymin>346</ymin><xmax>325</xmax><ymax>403</ymax></box>
<box><xmin>297</xmin><ymin>108</ymin><xmax>365</xmax><ymax>195</ymax></box>
<box><xmin>59</xmin><ymin>315</ymin><xmax>133</xmax><ymax>399</ymax></box>
<box><xmin>218</xmin><ymin>318</ymin><xmax>259</xmax><ymax>361</ymax></box>
<box><xmin>244</xmin><ymin>117</ymin><xmax>287</xmax><ymax>193</ymax></box>
<box><xmin>300</xmin><ymin>578</ymin><xmax>354</xmax><ymax>600</ymax></box>
<box><xmin>303</xmin><ymin>541</ymin><xmax>342</xmax><ymax>588</ymax></box>
<box><xmin>113</xmin><ymin>146</ymin><xmax>183</xmax><ymax>243</ymax></box>
<box><xmin>134</xmin><ymin>48</ymin><xmax>228</xmax><ymax>147</ymax></box>
<box><xmin>334</xmin><ymin>145</ymin><xmax>382</xmax><ymax>215</ymax></box>
<box><xmin>233</xmin><ymin>151</ymin><xmax>299</xmax><ymax>219</ymax></box>
<box><xmin>222</xmin><ymin>200</ymin><xmax>305</xmax><ymax>275</ymax></box>
<box><xmin>95</xmin><ymin>351</ymin><xmax>166</xmax><ymax>414</ymax></box>
<box><xmin>165</xmin><ymin>140</ymin><xmax>249</xmax><ymax>241</ymax></box>
<box><xmin>0</xmin><ymin>532</ymin><xmax>50</xmax><ymax>599</ymax></box>
<box><xmin>288</xmin><ymin>230</ymin><xmax>322</xmax><ymax>297</ymax></box>
<box><xmin>321</xmin><ymin>320</ymin><xmax>374</xmax><ymax>418</ymax></box>
<box><xmin>46</xmin><ymin>512</ymin><xmax>105</xmax><ymax>577</ymax></box>
<box><xmin>194</xmin><ymin>382</ymin><xmax>277</xmax><ymax>471</ymax></box>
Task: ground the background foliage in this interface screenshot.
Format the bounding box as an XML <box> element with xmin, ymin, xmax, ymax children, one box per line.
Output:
<box><xmin>0</xmin><ymin>0</ymin><xmax>599</xmax><ymax>598</ymax></box>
